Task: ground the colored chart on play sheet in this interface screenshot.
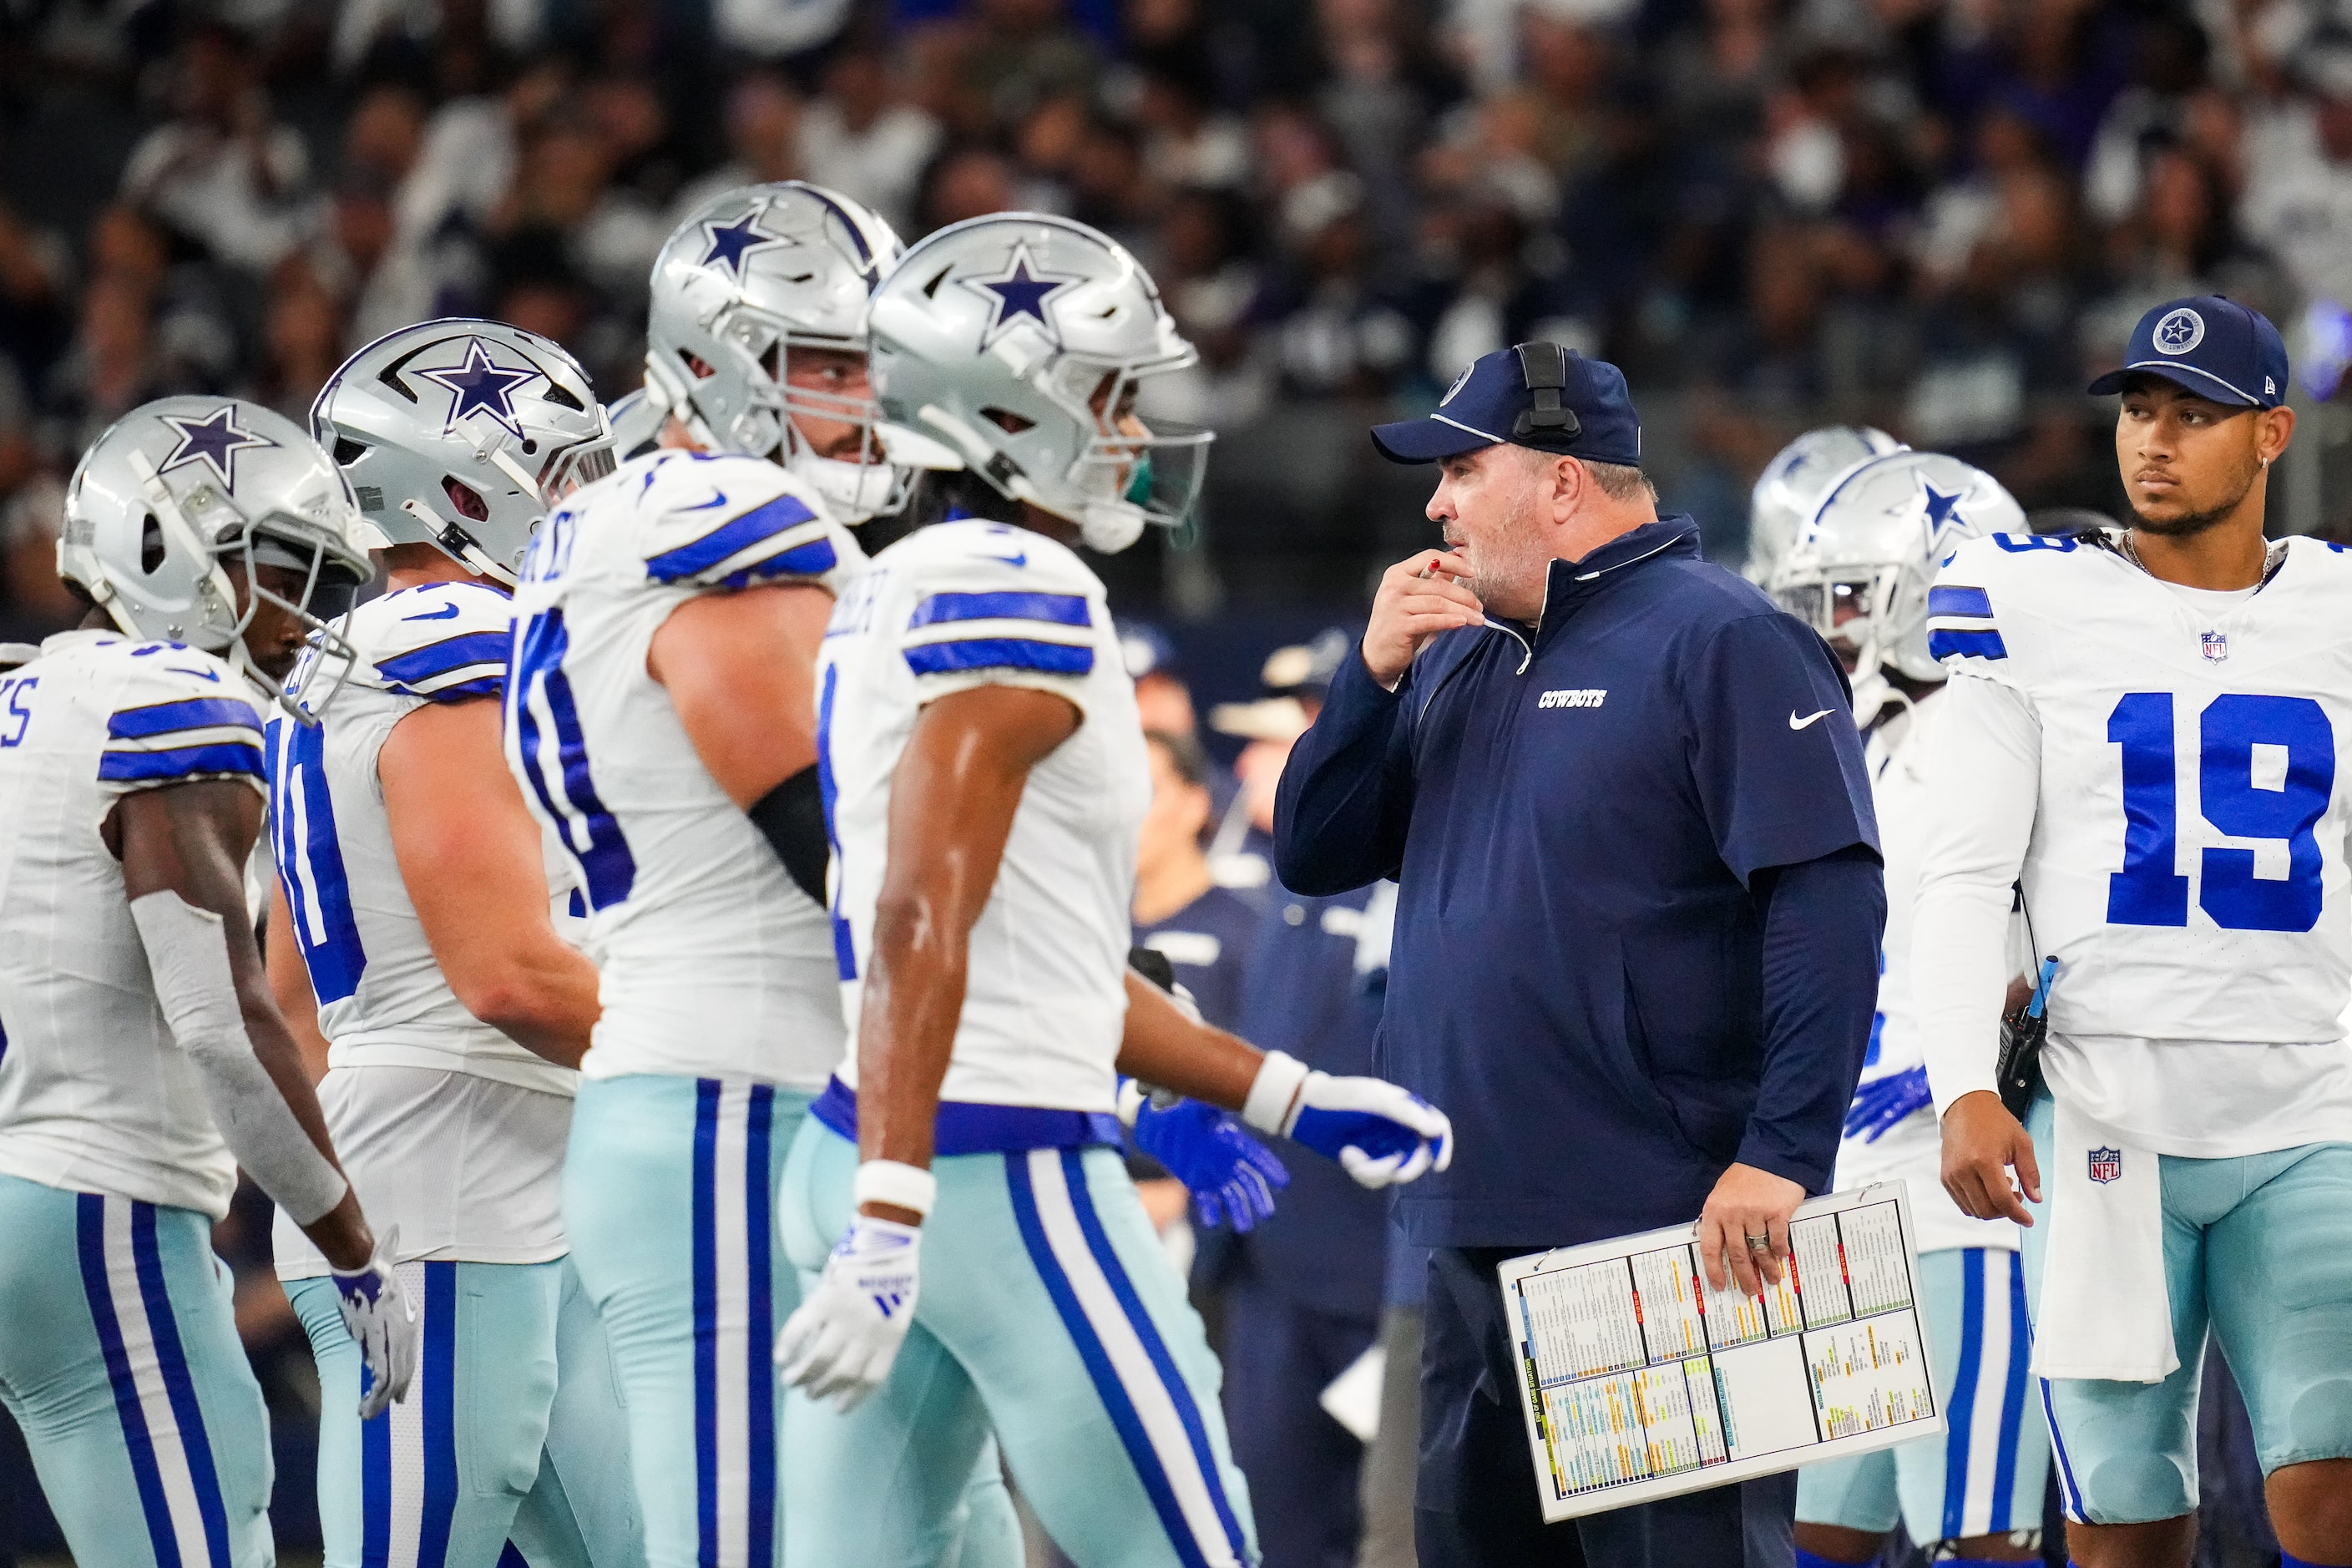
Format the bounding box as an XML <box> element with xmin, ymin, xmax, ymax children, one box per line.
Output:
<box><xmin>1501</xmin><ymin>1187</ymin><xmax>1941</xmax><ymax>1522</ymax></box>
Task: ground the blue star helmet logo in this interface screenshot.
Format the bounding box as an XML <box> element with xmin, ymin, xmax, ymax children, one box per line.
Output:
<box><xmin>159</xmin><ymin>405</ymin><xmax>277</xmax><ymax>490</ymax></box>
<box><xmin>1919</xmin><ymin>481</ymin><xmax>1965</xmax><ymax>547</ymax></box>
<box><xmin>962</xmin><ymin>242</ymin><xmax>1080</xmax><ymax>350</ymax></box>
<box><xmin>699</xmin><ymin>210</ymin><xmax>787</xmax><ymax>280</ymax></box>
<box><xmin>418</xmin><ymin>338</ymin><xmax>543</xmax><ymax>440</ymax></box>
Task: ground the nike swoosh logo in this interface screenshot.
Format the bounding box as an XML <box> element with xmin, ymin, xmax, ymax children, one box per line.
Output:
<box><xmin>679</xmin><ymin>490</ymin><xmax>729</xmax><ymax>511</ymax></box>
<box><xmin>981</xmin><ymin>551</ymin><xmax>1028</xmax><ymax>568</ymax></box>
<box><xmin>402</xmin><ymin>602</ymin><xmax>463</xmax><ymax>621</ymax></box>
<box><xmin>1789</xmin><ymin>709</ymin><xmax>1834</xmax><ymax>731</ymax></box>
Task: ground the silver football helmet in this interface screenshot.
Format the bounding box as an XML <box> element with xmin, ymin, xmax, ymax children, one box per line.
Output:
<box><xmin>643</xmin><ymin>181</ymin><xmax>908</xmax><ymax>522</ymax></box>
<box><xmin>867</xmin><ymin>212</ymin><xmax>1211</xmax><ymax>554</ymax></box>
<box><xmin>1747</xmin><ymin>426</ymin><xmax>1906</xmax><ymax>584</ymax></box>
<box><xmin>311</xmin><ymin>319</ymin><xmax>614</xmax><ymax>589</ymax></box>
<box><xmin>59</xmin><ymin>396</ymin><xmax>374</xmax><ymax>718</ymax></box>
<box><xmin>1769</xmin><ymin>449</ymin><xmax>2023</xmax><ymax>722</ymax></box>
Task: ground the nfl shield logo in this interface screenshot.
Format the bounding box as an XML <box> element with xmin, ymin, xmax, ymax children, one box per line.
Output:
<box><xmin>2201</xmin><ymin>630</ymin><xmax>2228</xmax><ymax>664</ymax></box>
<box><xmin>2088</xmin><ymin>1147</ymin><xmax>2123</xmax><ymax>1185</ymax></box>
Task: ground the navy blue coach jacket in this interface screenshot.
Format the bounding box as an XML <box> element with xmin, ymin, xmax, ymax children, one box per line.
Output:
<box><xmin>1273</xmin><ymin>517</ymin><xmax>1884</xmax><ymax>1250</ymax></box>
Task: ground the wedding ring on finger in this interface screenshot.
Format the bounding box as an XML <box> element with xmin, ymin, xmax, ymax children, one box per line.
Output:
<box><xmin>1743</xmin><ymin>1232</ymin><xmax>1772</xmax><ymax>1252</ymax></box>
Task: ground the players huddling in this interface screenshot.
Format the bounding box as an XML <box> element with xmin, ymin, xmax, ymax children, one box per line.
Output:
<box><xmin>3</xmin><ymin>178</ymin><xmax>2344</xmax><ymax>1568</ymax></box>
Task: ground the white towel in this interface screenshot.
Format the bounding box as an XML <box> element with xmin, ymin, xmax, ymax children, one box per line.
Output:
<box><xmin>2030</xmin><ymin>1099</ymin><xmax>2177</xmax><ymax>1383</ymax></box>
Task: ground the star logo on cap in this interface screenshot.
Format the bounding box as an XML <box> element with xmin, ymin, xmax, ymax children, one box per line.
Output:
<box><xmin>699</xmin><ymin>210</ymin><xmax>787</xmax><ymax>279</ymax></box>
<box><xmin>963</xmin><ymin>243</ymin><xmax>1078</xmax><ymax>349</ymax></box>
<box><xmin>2154</xmin><ymin>308</ymin><xmax>2205</xmax><ymax>355</ymax></box>
<box><xmin>159</xmin><ymin>405</ymin><xmax>276</xmax><ymax>490</ymax></box>
<box><xmin>417</xmin><ymin>338</ymin><xmax>541</xmax><ymax>439</ymax></box>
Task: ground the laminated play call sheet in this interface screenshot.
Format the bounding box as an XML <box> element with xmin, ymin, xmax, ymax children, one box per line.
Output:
<box><xmin>1498</xmin><ymin>1184</ymin><xmax>1943</xmax><ymax>1521</ymax></box>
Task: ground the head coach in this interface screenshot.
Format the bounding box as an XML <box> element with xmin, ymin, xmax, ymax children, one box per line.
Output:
<box><xmin>1272</xmin><ymin>344</ymin><xmax>1888</xmax><ymax>1567</ymax></box>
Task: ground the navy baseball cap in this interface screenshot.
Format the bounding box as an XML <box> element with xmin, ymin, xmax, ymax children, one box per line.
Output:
<box><xmin>1371</xmin><ymin>342</ymin><xmax>1643</xmax><ymax>467</ymax></box>
<box><xmin>2086</xmin><ymin>294</ymin><xmax>2289</xmax><ymax>408</ymax></box>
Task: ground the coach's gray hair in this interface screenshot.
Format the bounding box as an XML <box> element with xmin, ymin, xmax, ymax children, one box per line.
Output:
<box><xmin>1581</xmin><ymin>458</ymin><xmax>1657</xmax><ymax>503</ymax></box>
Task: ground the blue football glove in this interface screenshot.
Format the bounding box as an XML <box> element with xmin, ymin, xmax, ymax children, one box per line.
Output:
<box><xmin>1844</xmin><ymin>1065</ymin><xmax>1934</xmax><ymax>1143</ymax></box>
<box><xmin>1242</xmin><ymin>1050</ymin><xmax>1453</xmax><ymax>1188</ymax></box>
<box><xmin>1120</xmin><ymin>1080</ymin><xmax>1289</xmax><ymax>1232</ymax></box>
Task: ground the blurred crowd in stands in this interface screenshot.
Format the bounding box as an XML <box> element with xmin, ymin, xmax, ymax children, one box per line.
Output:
<box><xmin>8</xmin><ymin>0</ymin><xmax>2352</xmax><ymax>635</ymax></box>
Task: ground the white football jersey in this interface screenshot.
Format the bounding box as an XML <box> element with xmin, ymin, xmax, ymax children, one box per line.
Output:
<box><xmin>268</xmin><ymin>581</ymin><xmax>575</xmax><ymax>1095</ymax></box>
<box><xmin>0</xmin><ymin>632</ymin><xmax>264</xmax><ymax>1219</ymax></box>
<box><xmin>1919</xmin><ymin>531</ymin><xmax>2352</xmax><ymax>1151</ymax></box>
<box><xmin>1837</xmin><ymin>699</ymin><xmax>2017</xmax><ymax>1255</ymax></box>
<box><xmin>266</xmin><ymin>580</ymin><xmax>580</xmax><ymax>1277</ymax></box>
<box><xmin>504</xmin><ymin>449</ymin><xmax>862</xmax><ymax>1088</ymax></box>
<box><xmin>818</xmin><ymin>519</ymin><xmax>1149</xmax><ymax>1114</ymax></box>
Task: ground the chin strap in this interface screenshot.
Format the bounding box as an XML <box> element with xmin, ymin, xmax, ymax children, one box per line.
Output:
<box><xmin>400</xmin><ymin>499</ymin><xmax>518</xmax><ymax>588</ymax></box>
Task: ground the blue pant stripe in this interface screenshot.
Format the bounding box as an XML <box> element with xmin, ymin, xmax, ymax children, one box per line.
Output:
<box><xmin>745</xmin><ymin>1085</ymin><xmax>776</xmax><ymax>1568</ymax></box>
<box><xmin>1004</xmin><ymin>1154</ymin><xmax>1211</xmax><ymax>1568</ymax></box>
<box><xmin>497</xmin><ymin>1545</ymin><xmax>529</xmax><ymax>1568</ymax></box>
<box><xmin>362</xmin><ymin>1402</ymin><xmax>392</xmax><ymax>1568</ymax></box>
<box><xmin>1941</xmin><ymin>1248</ymin><xmax>1986</xmax><ymax>1541</ymax></box>
<box><xmin>690</xmin><ymin>1079</ymin><xmax>721</xmax><ymax>1568</ymax></box>
<box><xmin>77</xmin><ymin>1194</ymin><xmax>181</xmax><ymax>1568</ymax></box>
<box><xmin>2040</xmin><ymin>1376</ymin><xmax>2086</xmax><ymax>1520</ymax></box>
<box><xmin>417</xmin><ymin>1262</ymin><xmax>460</xmax><ymax>1568</ymax></box>
<box><xmin>1988</xmin><ymin>1252</ymin><xmax>2031</xmax><ymax>1531</ymax></box>
<box><xmin>1059</xmin><ymin>1151</ymin><xmax>1249</xmax><ymax>1564</ymax></box>
<box><xmin>129</xmin><ymin>1204</ymin><xmax>232</xmax><ymax>1568</ymax></box>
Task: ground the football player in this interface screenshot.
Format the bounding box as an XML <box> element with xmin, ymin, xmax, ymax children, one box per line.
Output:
<box><xmin>1768</xmin><ymin>450</ymin><xmax>2053</xmax><ymax>1567</ymax></box>
<box><xmin>0</xmin><ymin>397</ymin><xmax>414</xmax><ymax>1566</ymax></box>
<box><xmin>1743</xmin><ymin>425</ymin><xmax>1905</xmax><ymax>585</ymax></box>
<box><xmin>501</xmin><ymin>183</ymin><xmax>1014</xmax><ymax>1568</ymax></box>
<box><xmin>274</xmin><ymin>318</ymin><xmax>641</xmax><ymax>1568</ymax></box>
<box><xmin>775</xmin><ymin>212</ymin><xmax>1452</xmax><ymax>1568</ymax></box>
<box><xmin>1922</xmin><ymin>295</ymin><xmax>2352</xmax><ymax>1568</ymax></box>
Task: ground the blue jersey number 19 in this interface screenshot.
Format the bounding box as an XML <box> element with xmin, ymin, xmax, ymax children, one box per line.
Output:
<box><xmin>2107</xmin><ymin>690</ymin><xmax>2334</xmax><ymax>933</ymax></box>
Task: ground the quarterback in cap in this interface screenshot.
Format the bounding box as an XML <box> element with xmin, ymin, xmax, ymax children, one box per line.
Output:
<box><xmin>1921</xmin><ymin>295</ymin><xmax>2352</xmax><ymax>1567</ymax></box>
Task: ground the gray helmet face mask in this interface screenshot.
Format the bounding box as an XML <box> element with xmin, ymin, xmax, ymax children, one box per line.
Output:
<box><xmin>312</xmin><ymin>319</ymin><xmax>615</xmax><ymax>589</ymax></box>
<box><xmin>59</xmin><ymin>396</ymin><xmax>376</xmax><ymax>721</ymax></box>
<box><xmin>1746</xmin><ymin>425</ymin><xmax>1905</xmax><ymax>585</ymax></box>
<box><xmin>1767</xmin><ymin>449</ymin><xmax>2023</xmax><ymax>722</ymax></box>
<box><xmin>865</xmin><ymin>212</ymin><xmax>1211</xmax><ymax>554</ymax></box>
<box><xmin>643</xmin><ymin>181</ymin><xmax>910</xmax><ymax>522</ymax></box>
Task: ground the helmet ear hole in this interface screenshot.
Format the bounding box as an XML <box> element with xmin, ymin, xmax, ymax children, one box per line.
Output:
<box><xmin>980</xmin><ymin>407</ymin><xmax>1036</xmax><ymax>435</ymax></box>
<box><xmin>443</xmin><ymin>478</ymin><xmax>491</xmax><ymax>523</ymax></box>
<box><xmin>332</xmin><ymin>437</ymin><xmax>367</xmax><ymax>466</ymax></box>
<box><xmin>139</xmin><ymin>513</ymin><xmax>165</xmax><ymax>574</ymax></box>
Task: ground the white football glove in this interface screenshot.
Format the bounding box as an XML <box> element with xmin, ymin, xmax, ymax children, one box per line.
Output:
<box><xmin>1242</xmin><ymin>1050</ymin><xmax>1454</xmax><ymax>1188</ymax></box>
<box><xmin>330</xmin><ymin>1226</ymin><xmax>418</xmax><ymax>1420</ymax></box>
<box><xmin>775</xmin><ymin>1214</ymin><xmax>921</xmax><ymax>1413</ymax></box>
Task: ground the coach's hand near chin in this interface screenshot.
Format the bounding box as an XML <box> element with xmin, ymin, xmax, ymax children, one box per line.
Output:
<box><xmin>1696</xmin><ymin>1161</ymin><xmax>1806</xmax><ymax>1297</ymax></box>
<box><xmin>1363</xmin><ymin>549</ymin><xmax>1484</xmax><ymax>688</ymax></box>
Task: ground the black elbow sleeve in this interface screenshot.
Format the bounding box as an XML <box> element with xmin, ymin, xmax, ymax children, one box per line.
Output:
<box><xmin>748</xmin><ymin>766</ymin><xmax>829</xmax><ymax>908</ymax></box>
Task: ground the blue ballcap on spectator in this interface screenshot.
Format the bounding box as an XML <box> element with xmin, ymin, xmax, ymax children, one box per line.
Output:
<box><xmin>2086</xmin><ymin>294</ymin><xmax>2290</xmax><ymax>409</ymax></box>
<box><xmin>1369</xmin><ymin>342</ymin><xmax>1643</xmax><ymax>467</ymax></box>
<box><xmin>1210</xmin><ymin>629</ymin><xmax>1354</xmax><ymax>741</ymax></box>
<box><xmin>1118</xmin><ymin>620</ymin><xmax>1182</xmax><ymax>682</ymax></box>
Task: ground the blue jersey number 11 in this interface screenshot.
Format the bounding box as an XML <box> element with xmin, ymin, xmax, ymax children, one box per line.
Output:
<box><xmin>2107</xmin><ymin>690</ymin><xmax>2334</xmax><ymax>933</ymax></box>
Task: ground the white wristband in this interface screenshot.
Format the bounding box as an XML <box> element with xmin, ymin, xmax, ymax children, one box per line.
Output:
<box><xmin>852</xmin><ymin>1160</ymin><xmax>938</xmax><ymax>1219</ymax></box>
<box><xmin>1242</xmin><ymin>1050</ymin><xmax>1311</xmax><ymax>1137</ymax></box>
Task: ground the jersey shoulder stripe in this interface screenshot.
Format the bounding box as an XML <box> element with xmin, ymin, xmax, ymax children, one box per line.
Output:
<box><xmin>904</xmin><ymin>636</ymin><xmax>1095</xmax><ymax>678</ymax></box>
<box><xmin>908</xmin><ymin>590</ymin><xmax>1092</xmax><ymax>630</ymax></box>
<box><xmin>645</xmin><ymin>490</ymin><xmax>828</xmax><ymax>581</ymax></box>
<box><xmin>354</xmin><ymin>584</ymin><xmax>514</xmax><ymax>701</ymax></box>
<box><xmin>95</xmin><ymin>644</ymin><xmax>267</xmax><ymax>789</ymax></box>
<box><xmin>1925</xmin><ymin>583</ymin><xmax>2006</xmax><ymax>662</ymax></box>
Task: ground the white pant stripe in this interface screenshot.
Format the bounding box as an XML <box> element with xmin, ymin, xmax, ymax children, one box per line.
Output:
<box><xmin>100</xmin><ymin>1201</ymin><xmax>212</xmax><ymax>1567</ymax></box>
<box><xmin>713</xmin><ymin>1080</ymin><xmax>753</xmax><ymax>1568</ymax></box>
<box><xmin>1025</xmin><ymin>1151</ymin><xmax>1239</xmax><ymax>1568</ymax></box>
<box><xmin>386</xmin><ymin>1261</ymin><xmax>430</xmax><ymax>1568</ymax></box>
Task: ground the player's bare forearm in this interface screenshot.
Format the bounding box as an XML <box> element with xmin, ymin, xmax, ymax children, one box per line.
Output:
<box><xmin>859</xmin><ymin>685</ymin><xmax>1080</xmax><ymax>1201</ymax></box>
<box><xmin>266</xmin><ymin>878</ymin><xmax>333</xmax><ymax>1083</ymax></box>
<box><xmin>118</xmin><ymin>781</ymin><xmax>371</xmax><ymax>1267</ymax></box>
<box><xmin>650</xmin><ymin>582</ymin><xmax>831</xmax><ymax>807</ymax></box>
<box><xmin>383</xmin><ymin>699</ymin><xmax>599</xmax><ymax>1067</ymax></box>
<box><xmin>1115</xmin><ymin>974</ymin><xmax>1261</xmax><ymax>1110</ymax></box>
